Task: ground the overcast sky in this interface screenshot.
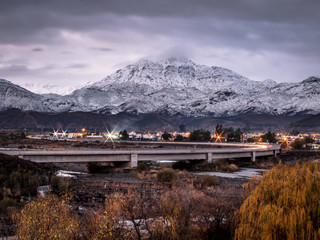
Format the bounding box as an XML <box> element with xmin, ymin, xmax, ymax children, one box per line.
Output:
<box><xmin>0</xmin><ymin>0</ymin><xmax>319</xmax><ymax>88</ymax></box>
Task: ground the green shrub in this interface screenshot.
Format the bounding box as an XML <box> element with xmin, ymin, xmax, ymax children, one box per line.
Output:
<box><xmin>200</xmin><ymin>175</ymin><xmax>219</xmax><ymax>187</ymax></box>
<box><xmin>226</xmin><ymin>164</ymin><xmax>239</xmax><ymax>172</ymax></box>
<box><xmin>174</xmin><ymin>134</ymin><xmax>184</xmax><ymax>141</ymax></box>
<box><xmin>137</xmin><ymin>162</ymin><xmax>148</xmax><ymax>172</ymax></box>
<box><xmin>157</xmin><ymin>169</ymin><xmax>176</xmax><ymax>183</ymax></box>
<box><xmin>214</xmin><ymin>159</ymin><xmax>229</xmax><ymax>168</ymax></box>
<box><xmin>8</xmin><ymin>171</ymin><xmax>21</xmax><ymax>191</ymax></box>
<box><xmin>291</xmin><ymin>139</ymin><xmax>305</xmax><ymax>149</ymax></box>
<box><xmin>51</xmin><ymin>176</ymin><xmax>68</xmax><ymax>195</ymax></box>
<box><xmin>0</xmin><ymin>197</ymin><xmax>16</xmax><ymax>213</ymax></box>
<box><xmin>4</xmin><ymin>171</ymin><xmax>40</xmax><ymax>197</ymax></box>
<box><xmin>214</xmin><ymin>159</ymin><xmax>239</xmax><ymax>172</ymax></box>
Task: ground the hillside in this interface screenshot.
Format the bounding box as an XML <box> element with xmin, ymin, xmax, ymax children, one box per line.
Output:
<box><xmin>0</xmin><ymin>109</ymin><xmax>309</xmax><ymax>131</ymax></box>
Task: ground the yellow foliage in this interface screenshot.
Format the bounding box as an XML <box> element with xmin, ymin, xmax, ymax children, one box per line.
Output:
<box><xmin>13</xmin><ymin>195</ymin><xmax>79</xmax><ymax>240</ymax></box>
<box><xmin>235</xmin><ymin>163</ymin><xmax>320</xmax><ymax>240</ymax></box>
<box><xmin>13</xmin><ymin>194</ymin><xmax>133</xmax><ymax>240</ymax></box>
<box><xmin>82</xmin><ymin>208</ymin><xmax>133</xmax><ymax>240</ymax></box>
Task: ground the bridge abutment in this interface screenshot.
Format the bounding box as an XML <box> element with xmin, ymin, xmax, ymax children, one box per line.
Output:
<box><xmin>131</xmin><ymin>153</ymin><xmax>138</xmax><ymax>168</ymax></box>
<box><xmin>251</xmin><ymin>151</ymin><xmax>256</xmax><ymax>162</ymax></box>
<box><xmin>207</xmin><ymin>152</ymin><xmax>213</xmax><ymax>163</ymax></box>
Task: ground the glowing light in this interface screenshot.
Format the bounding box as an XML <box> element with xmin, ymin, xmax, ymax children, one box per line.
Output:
<box><xmin>215</xmin><ymin>131</ymin><xmax>224</xmax><ymax>143</ymax></box>
<box><xmin>82</xmin><ymin>128</ymin><xmax>86</xmax><ymax>132</ymax></box>
<box><xmin>281</xmin><ymin>135</ymin><xmax>289</xmax><ymax>146</ymax></box>
<box><xmin>52</xmin><ymin>128</ymin><xmax>60</xmax><ymax>139</ymax></box>
<box><xmin>103</xmin><ymin>128</ymin><xmax>117</xmax><ymax>148</ymax></box>
<box><xmin>61</xmin><ymin>129</ymin><xmax>68</xmax><ymax>139</ymax></box>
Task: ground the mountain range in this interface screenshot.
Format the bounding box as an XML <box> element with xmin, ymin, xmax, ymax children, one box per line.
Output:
<box><xmin>0</xmin><ymin>57</ymin><xmax>319</xmax><ymax>131</ymax></box>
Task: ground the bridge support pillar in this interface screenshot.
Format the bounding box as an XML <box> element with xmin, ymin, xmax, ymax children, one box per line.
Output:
<box><xmin>251</xmin><ymin>151</ymin><xmax>256</xmax><ymax>162</ymax></box>
<box><xmin>207</xmin><ymin>153</ymin><xmax>213</xmax><ymax>163</ymax></box>
<box><xmin>131</xmin><ymin>153</ymin><xmax>138</xmax><ymax>168</ymax></box>
<box><xmin>273</xmin><ymin>150</ymin><xmax>277</xmax><ymax>157</ymax></box>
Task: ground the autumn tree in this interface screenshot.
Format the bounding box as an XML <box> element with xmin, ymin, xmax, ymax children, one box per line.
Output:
<box><xmin>194</xmin><ymin>195</ymin><xmax>240</xmax><ymax>240</ymax></box>
<box><xmin>13</xmin><ymin>195</ymin><xmax>79</xmax><ymax>240</ymax></box>
<box><xmin>151</xmin><ymin>188</ymin><xmax>203</xmax><ymax>240</ymax></box>
<box><xmin>150</xmin><ymin>187</ymin><xmax>240</xmax><ymax>240</ymax></box>
<box><xmin>14</xmin><ymin>195</ymin><xmax>133</xmax><ymax>240</ymax></box>
<box><xmin>82</xmin><ymin>194</ymin><xmax>133</xmax><ymax>240</ymax></box>
<box><xmin>235</xmin><ymin>163</ymin><xmax>320</xmax><ymax>240</ymax></box>
<box><xmin>107</xmin><ymin>191</ymin><xmax>158</xmax><ymax>240</ymax></box>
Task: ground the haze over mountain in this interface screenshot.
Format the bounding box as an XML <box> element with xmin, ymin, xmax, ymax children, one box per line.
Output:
<box><xmin>0</xmin><ymin>58</ymin><xmax>319</xmax><ymax>121</ymax></box>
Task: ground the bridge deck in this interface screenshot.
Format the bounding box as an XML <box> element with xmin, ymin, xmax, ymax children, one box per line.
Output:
<box><xmin>0</xmin><ymin>143</ymin><xmax>281</xmax><ymax>167</ymax></box>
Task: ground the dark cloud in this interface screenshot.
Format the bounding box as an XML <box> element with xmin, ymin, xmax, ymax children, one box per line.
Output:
<box><xmin>1</xmin><ymin>0</ymin><xmax>320</xmax><ymax>21</ymax></box>
<box><xmin>0</xmin><ymin>0</ymin><xmax>319</xmax><ymax>84</ymax></box>
<box><xmin>0</xmin><ymin>0</ymin><xmax>318</xmax><ymax>58</ymax></box>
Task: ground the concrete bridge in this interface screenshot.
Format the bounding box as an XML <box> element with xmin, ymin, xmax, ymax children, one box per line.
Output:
<box><xmin>0</xmin><ymin>143</ymin><xmax>280</xmax><ymax>168</ymax></box>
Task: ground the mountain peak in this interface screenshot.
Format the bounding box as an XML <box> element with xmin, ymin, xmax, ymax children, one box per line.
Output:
<box><xmin>302</xmin><ymin>76</ymin><xmax>320</xmax><ymax>84</ymax></box>
<box><xmin>261</xmin><ymin>79</ymin><xmax>277</xmax><ymax>87</ymax></box>
<box><xmin>163</xmin><ymin>57</ymin><xmax>195</xmax><ymax>66</ymax></box>
<box><xmin>136</xmin><ymin>58</ymin><xmax>155</xmax><ymax>66</ymax></box>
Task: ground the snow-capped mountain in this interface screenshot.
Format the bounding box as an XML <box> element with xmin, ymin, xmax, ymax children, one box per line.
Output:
<box><xmin>0</xmin><ymin>78</ymin><xmax>45</xmax><ymax>111</ymax></box>
<box><xmin>20</xmin><ymin>82</ymin><xmax>90</xmax><ymax>95</ymax></box>
<box><xmin>0</xmin><ymin>57</ymin><xmax>320</xmax><ymax>118</ymax></box>
<box><xmin>0</xmin><ymin>78</ymin><xmax>74</xmax><ymax>112</ymax></box>
<box><xmin>67</xmin><ymin>57</ymin><xmax>263</xmax><ymax>115</ymax></box>
<box><xmin>67</xmin><ymin>57</ymin><xmax>320</xmax><ymax>116</ymax></box>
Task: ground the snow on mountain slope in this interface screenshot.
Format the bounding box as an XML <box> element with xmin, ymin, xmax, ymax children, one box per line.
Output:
<box><xmin>70</xmin><ymin>57</ymin><xmax>320</xmax><ymax>116</ymax></box>
<box><xmin>0</xmin><ymin>78</ymin><xmax>46</xmax><ymax>112</ymax></box>
<box><xmin>69</xmin><ymin>57</ymin><xmax>265</xmax><ymax>115</ymax></box>
<box><xmin>0</xmin><ymin>58</ymin><xmax>320</xmax><ymax>117</ymax></box>
<box><xmin>20</xmin><ymin>82</ymin><xmax>90</xmax><ymax>95</ymax></box>
<box><xmin>90</xmin><ymin>57</ymin><xmax>261</xmax><ymax>94</ymax></box>
<box><xmin>0</xmin><ymin>78</ymin><xmax>74</xmax><ymax>112</ymax></box>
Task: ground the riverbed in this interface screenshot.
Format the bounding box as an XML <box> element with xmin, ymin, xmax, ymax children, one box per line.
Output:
<box><xmin>194</xmin><ymin>167</ymin><xmax>268</xmax><ymax>179</ymax></box>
